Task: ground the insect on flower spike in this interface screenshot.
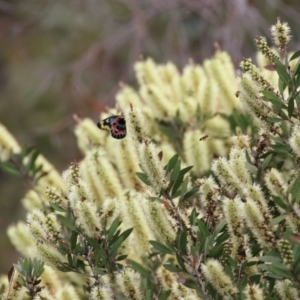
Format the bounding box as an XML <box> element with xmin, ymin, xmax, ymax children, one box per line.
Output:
<box><xmin>97</xmin><ymin>114</ymin><xmax>126</xmax><ymax>139</ymax></box>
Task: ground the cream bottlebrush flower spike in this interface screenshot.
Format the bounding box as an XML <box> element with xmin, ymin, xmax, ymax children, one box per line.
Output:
<box><xmin>275</xmin><ymin>279</ymin><xmax>300</xmax><ymax>300</ymax></box>
<box><xmin>75</xmin><ymin>118</ymin><xmax>107</xmax><ymax>153</ymax></box>
<box><xmin>0</xmin><ymin>123</ymin><xmax>21</xmax><ymax>162</ymax></box>
<box><xmin>255</xmin><ymin>36</ymin><xmax>280</xmax><ymax>63</ymax></box>
<box><xmin>244</xmin><ymin>284</ymin><xmax>264</xmax><ymax>300</ymax></box>
<box><xmin>240</xmin><ymin>58</ymin><xmax>275</xmax><ymax>92</ymax></box>
<box><xmin>289</xmin><ymin>124</ymin><xmax>300</xmax><ymax>157</ymax></box>
<box><xmin>271</xmin><ymin>18</ymin><xmax>292</xmax><ymax>52</ymax></box>
<box><xmin>204</xmin><ymin>51</ymin><xmax>241</xmax><ymax>112</ymax></box>
<box><xmin>201</xmin><ymin>259</ymin><xmax>238</xmax><ymax>297</ymax></box>
<box><xmin>241</xmin><ymin>198</ymin><xmax>276</xmax><ymax>247</ymax></box>
<box><xmin>115</xmin><ymin>269</ymin><xmax>144</xmax><ymax>300</ymax></box>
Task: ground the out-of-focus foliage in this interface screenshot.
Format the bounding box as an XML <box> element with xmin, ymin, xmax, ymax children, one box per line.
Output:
<box><xmin>1</xmin><ymin>0</ymin><xmax>300</xmax><ymax>279</ymax></box>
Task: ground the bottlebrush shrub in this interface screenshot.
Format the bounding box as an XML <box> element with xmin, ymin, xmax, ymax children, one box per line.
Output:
<box><xmin>1</xmin><ymin>18</ymin><xmax>300</xmax><ymax>299</ymax></box>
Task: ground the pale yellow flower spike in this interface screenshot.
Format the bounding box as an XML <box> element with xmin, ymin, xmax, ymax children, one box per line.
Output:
<box><xmin>223</xmin><ymin>197</ymin><xmax>244</xmax><ymax>258</ymax></box>
<box><xmin>211</xmin><ymin>157</ymin><xmax>243</xmax><ymax>193</ymax></box>
<box><xmin>73</xmin><ymin>200</ymin><xmax>101</xmax><ymax>238</ymax></box>
<box><xmin>201</xmin><ymin>259</ymin><xmax>238</xmax><ymax>296</ymax></box>
<box><xmin>90</xmin><ymin>285</ymin><xmax>114</xmax><ymax>300</ymax></box>
<box><xmin>22</xmin><ymin>189</ymin><xmax>43</xmax><ymax>211</ymax></box>
<box><xmin>160</xmin><ymin>62</ymin><xmax>182</xmax><ymax>102</ymax></box>
<box><xmin>289</xmin><ymin>124</ymin><xmax>300</xmax><ymax>157</ymax></box>
<box><xmin>241</xmin><ymin>199</ymin><xmax>276</xmax><ymax>247</ymax></box>
<box><xmin>35</xmin><ymin>242</ymin><xmax>65</xmax><ymax>268</ymax></box>
<box><xmin>123</xmin><ymin>106</ymin><xmax>149</xmax><ymax>144</ymax></box>
<box><xmin>183</xmin><ymin>129</ymin><xmax>211</xmax><ymax>175</ymax></box>
<box><xmin>100</xmin><ymin>197</ymin><xmax>120</xmax><ymax>228</ymax></box>
<box><xmin>178</xmin><ymin>96</ymin><xmax>197</xmax><ymax>123</ymax></box>
<box><xmin>139</xmin><ymin>83</ymin><xmax>175</xmax><ymax>119</ymax></box>
<box><xmin>271</xmin><ymin>18</ymin><xmax>292</xmax><ymax>52</ymax></box>
<box><xmin>120</xmin><ymin>191</ymin><xmax>155</xmax><ymax>254</ymax></box>
<box><xmin>229</xmin><ymin>147</ymin><xmax>251</xmax><ymax>185</ymax></box>
<box><xmin>33</xmin><ymin>154</ymin><xmax>65</xmax><ymax>192</ymax></box>
<box><xmin>264</xmin><ymin>168</ymin><xmax>287</xmax><ymax>197</ymax></box>
<box><xmin>141</xmin><ymin>198</ymin><xmax>176</xmax><ymax>244</ymax></box>
<box><xmin>116</xmin><ymin>269</ymin><xmax>144</xmax><ymax>300</ymax></box>
<box><xmin>275</xmin><ymin>279</ymin><xmax>300</xmax><ymax>300</ymax></box>
<box><xmin>34</xmin><ymin>288</ymin><xmax>56</xmax><ymax>300</ymax></box>
<box><xmin>107</xmin><ymin>138</ymin><xmax>142</xmax><ymax>190</ymax></box>
<box><xmin>55</xmin><ymin>284</ymin><xmax>81</xmax><ymax>300</ymax></box>
<box><xmin>204</xmin><ymin>51</ymin><xmax>241</xmax><ymax>112</ymax></box>
<box><xmin>116</xmin><ymin>84</ymin><xmax>142</xmax><ymax>110</ymax></box>
<box><xmin>244</xmin><ymin>284</ymin><xmax>264</xmax><ymax>300</ymax></box>
<box><xmin>134</xmin><ymin>57</ymin><xmax>162</xmax><ymax>86</ymax></box>
<box><xmin>0</xmin><ymin>122</ymin><xmax>21</xmax><ymax>162</ymax></box>
<box><xmin>182</xmin><ymin>62</ymin><xmax>206</xmax><ymax>94</ymax></box>
<box><xmin>7</xmin><ymin>222</ymin><xmax>34</xmax><ymax>257</ymax></box>
<box><xmin>81</xmin><ymin>149</ymin><xmax>123</xmax><ymax>204</ymax></box>
<box><xmin>40</xmin><ymin>266</ymin><xmax>62</xmax><ymax>297</ymax></box>
<box><xmin>198</xmin><ymin>77</ymin><xmax>219</xmax><ymax>117</ymax></box>
<box><xmin>74</xmin><ymin>118</ymin><xmax>106</xmax><ymax>153</ymax></box>
<box><xmin>138</xmin><ymin>142</ymin><xmax>167</xmax><ymax>192</ymax></box>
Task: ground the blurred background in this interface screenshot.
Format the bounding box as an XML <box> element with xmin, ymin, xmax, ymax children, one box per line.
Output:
<box><xmin>1</xmin><ymin>0</ymin><xmax>300</xmax><ymax>274</ymax></box>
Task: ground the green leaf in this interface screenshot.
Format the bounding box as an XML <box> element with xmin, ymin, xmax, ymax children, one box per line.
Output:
<box><xmin>289</xmin><ymin>50</ymin><xmax>300</xmax><ymax>61</ymax></box>
<box><xmin>49</xmin><ymin>202</ymin><xmax>66</xmax><ymax>212</ymax></box>
<box><xmin>293</xmin><ymin>247</ymin><xmax>300</xmax><ymax>274</ymax></box>
<box><xmin>278</xmin><ymin>77</ymin><xmax>287</xmax><ymax>96</ymax></box>
<box><xmin>197</xmin><ymin>219</ymin><xmax>210</xmax><ymax>237</ymax></box>
<box><xmin>158</xmin><ymin>123</ymin><xmax>176</xmax><ymax>142</ymax></box>
<box><xmin>149</xmin><ymin>241</ymin><xmax>174</xmax><ymax>255</ymax></box>
<box><xmin>70</xmin><ymin>232</ymin><xmax>78</xmax><ymax>250</ymax></box>
<box><xmin>107</xmin><ymin>218</ymin><xmax>121</xmax><ymax>241</ymax></box>
<box><xmin>25</xmin><ymin>150</ymin><xmax>40</xmax><ymax>174</ymax></box>
<box><xmin>116</xmin><ymin>255</ymin><xmax>127</xmax><ymax>261</ymax></box>
<box><xmin>158</xmin><ymin>290</ymin><xmax>171</xmax><ymax>300</ymax></box>
<box><xmin>171</xmin><ymin>159</ymin><xmax>181</xmax><ymax>181</ymax></box>
<box><xmin>272</xmin><ymin>144</ymin><xmax>290</xmax><ymax>154</ymax></box>
<box><xmin>261</xmin><ymin>154</ymin><xmax>273</xmax><ymax>170</ymax></box>
<box><xmin>288</xmin><ymin>98</ymin><xmax>295</xmax><ymax>118</ymax></box>
<box><xmin>0</xmin><ymin>163</ymin><xmax>20</xmax><ymax>176</ymax></box>
<box><xmin>175</xmin><ymin>252</ymin><xmax>187</xmax><ymax>272</ymax></box>
<box><xmin>269</xmin><ymin>215</ymin><xmax>286</xmax><ymax>227</ymax></box>
<box><xmin>289</xmin><ymin>175</ymin><xmax>300</xmax><ymax>204</ymax></box>
<box><xmin>127</xmin><ymin>259</ymin><xmax>149</xmax><ymax>277</ymax></box>
<box><xmin>56</xmin><ymin>215</ymin><xmax>76</xmax><ymax>231</ymax></box>
<box><xmin>273</xmin><ymin>196</ymin><xmax>288</xmax><ymax>210</ymax></box>
<box><xmin>166</xmin><ymin>154</ymin><xmax>179</xmax><ymax>174</ymax></box>
<box><xmin>176</xmin><ymin>230</ymin><xmax>187</xmax><ymax>255</ymax></box>
<box><xmin>163</xmin><ymin>263</ymin><xmax>182</xmax><ymax>273</ymax></box>
<box><xmin>266</xmin><ymin>116</ymin><xmax>283</xmax><ymax>123</ymax></box>
<box><xmin>208</xmin><ymin>243</ymin><xmax>223</xmax><ymax>258</ymax></box>
<box><xmin>214</xmin><ymin>220</ymin><xmax>227</xmax><ymax>236</ymax></box>
<box><xmin>268</xmin><ymin>263</ymin><xmax>293</xmax><ymax>279</ymax></box>
<box><xmin>110</xmin><ymin>228</ymin><xmax>133</xmax><ymax>257</ymax></box>
<box><xmin>179</xmin><ymin>166</ymin><xmax>193</xmax><ymax>177</ymax></box>
<box><xmin>136</xmin><ymin>172</ymin><xmax>152</xmax><ymax>186</ymax></box>
<box><xmin>261</xmin><ymin>90</ymin><xmax>283</xmax><ymax>108</ymax></box>
<box><xmin>180</xmin><ymin>177</ymin><xmax>189</xmax><ymax>198</ymax></box>
<box><xmin>258</xmin><ymin>256</ymin><xmax>282</xmax><ymax>263</ymax></box>
<box><xmin>276</xmin><ymin>161</ymin><xmax>285</xmax><ymax>170</ymax></box>
<box><xmin>182</xmin><ymin>186</ymin><xmax>199</xmax><ymax>202</ymax></box>
<box><xmin>171</xmin><ymin>174</ymin><xmax>184</xmax><ymax>197</ymax></box>
<box><xmin>275</xmin><ymin>59</ymin><xmax>290</xmax><ymax>85</ymax></box>
<box><xmin>56</xmin><ymin>265</ymin><xmax>72</xmax><ymax>273</ymax></box>
<box><xmin>93</xmin><ymin>268</ymin><xmax>107</xmax><ymax>275</ymax></box>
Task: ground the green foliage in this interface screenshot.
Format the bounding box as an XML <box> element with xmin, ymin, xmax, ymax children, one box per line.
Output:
<box><xmin>0</xmin><ymin>147</ymin><xmax>48</xmax><ymax>186</ymax></box>
<box><xmin>14</xmin><ymin>258</ymin><xmax>44</xmax><ymax>297</ymax></box>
